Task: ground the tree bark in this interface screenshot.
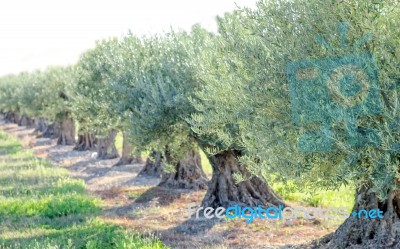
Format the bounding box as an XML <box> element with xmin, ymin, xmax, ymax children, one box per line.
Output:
<box><xmin>4</xmin><ymin>112</ymin><xmax>15</xmax><ymax>123</ymax></box>
<box><xmin>18</xmin><ymin>115</ymin><xmax>34</xmax><ymax>127</ymax></box>
<box><xmin>42</xmin><ymin>120</ymin><xmax>61</xmax><ymax>139</ymax></box>
<box><xmin>3</xmin><ymin>112</ymin><xmax>11</xmax><ymax>123</ymax></box>
<box><xmin>315</xmin><ymin>185</ymin><xmax>400</xmax><ymax>249</ymax></box>
<box><xmin>57</xmin><ymin>115</ymin><xmax>76</xmax><ymax>145</ymax></box>
<box><xmin>7</xmin><ymin>112</ymin><xmax>20</xmax><ymax>124</ymax></box>
<box><xmin>158</xmin><ymin>149</ymin><xmax>208</xmax><ymax>190</ymax></box>
<box><xmin>34</xmin><ymin>117</ymin><xmax>48</xmax><ymax>134</ymax></box>
<box><xmin>97</xmin><ymin>129</ymin><xmax>119</xmax><ymax>160</ymax></box>
<box><xmin>139</xmin><ymin>150</ymin><xmax>164</xmax><ymax>177</ymax></box>
<box><xmin>17</xmin><ymin>115</ymin><xmax>24</xmax><ymax>126</ymax></box>
<box><xmin>201</xmin><ymin>149</ymin><xmax>285</xmax><ymax>209</ymax></box>
<box><xmin>114</xmin><ymin>131</ymin><xmax>137</xmax><ymax>166</ymax></box>
<box><xmin>134</xmin><ymin>148</ymin><xmax>143</xmax><ymax>164</ymax></box>
<box><xmin>74</xmin><ymin>133</ymin><xmax>97</xmax><ymax>151</ymax></box>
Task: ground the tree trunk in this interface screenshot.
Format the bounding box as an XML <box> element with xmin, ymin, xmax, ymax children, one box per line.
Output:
<box><xmin>139</xmin><ymin>150</ymin><xmax>164</xmax><ymax>177</ymax></box>
<box><xmin>4</xmin><ymin>112</ymin><xmax>15</xmax><ymax>123</ymax></box>
<box><xmin>17</xmin><ymin>115</ymin><xmax>24</xmax><ymax>126</ymax></box>
<box><xmin>42</xmin><ymin>121</ymin><xmax>61</xmax><ymax>138</ymax></box>
<box><xmin>74</xmin><ymin>133</ymin><xmax>97</xmax><ymax>151</ymax></box>
<box><xmin>201</xmin><ymin>149</ymin><xmax>285</xmax><ymax>209</ymax></box>
<box><xmin>4</xmin><ymin>112</ymin><xmax>12</xmax><ymax>123</ymax></box>
<box><xmin>158</xmin><ymin>149</ymin><xmax>208</xmax><ymax>190</ymax></box>
<box><xmin>134</xmin><ymin>148</ymin><xmax>143</xmax><ymax>164</ymax></box>
<box><xmin>18</xmin><ymin>115</ymin><xmax>34</xmax><ymax>127</ymax></box>
<box><xmin>114</xmin><ymin>131</ymin><xmax>137</xmax><ymax>166</ymax></box>
<box><xmin>315</xmin><ymin>185</ymin><xmax>400</xmax><ymax>249</ymax></box>
<box><xmin>57</xmin><ymin>115</ymin><xmax>76</xmax><ymax>145</ymax></box>
<box><xmin>11</xmin><ymin>112</ymin><xmax>21</xmax><ymax>124</ymax></box>
<box><xmin>97</xmin><ymin>129</ymin><xmax>119</xmax><ymax>160</ymax></box>
<box><xmin>34</xmin><ymin>117</ymin><xmax>48</xmax><ymax>133</ymax></box>
<box><xmin>27</xmin><ymin>117</ymin><xmax>34</xmax><ymax>127</ymax></box>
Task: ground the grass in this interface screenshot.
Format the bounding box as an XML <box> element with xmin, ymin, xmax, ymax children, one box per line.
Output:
<box><xmin>272</xmin><ymin>181</ymin><xmax>355</xmax><ymax>211</ymax></box>
<box><xmin>199</xmin><ymin>149</ymin><xmax>213</xmax><ymax>176</ymax></box>
<box><xmin>0</xmin><ymin>130</ymin><xmax>167</xmax><ymax>249</ymax></box>
<box><xmin>115</xmin><ymin>131</ymin><xmax>123</xmax><ymax>155</ymax></box>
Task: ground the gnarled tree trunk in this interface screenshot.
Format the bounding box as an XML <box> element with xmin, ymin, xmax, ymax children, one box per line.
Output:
<box><xmin>114</xmin><ymin>131</ymin><xmax>137</xmax><ymax>166</ymax></box>
<box><xmin>316</xmin><ymin>185</ymin><xmax>400</xmax><ymax>249</ymax></box>
<box><xmin>57</xmin><ymin>115</ymin><xmax>76</xmax><ymax>145</ymax></box>
<box><xmin>139</xmin><ymin>150</ymin><xmax>164</xmax><ymax>177</ymax></box>
<box><xmin>97</xmin><ymin>129</ymin><xmax>119</xmax><ymax>160</ymax></box>
<box><xmin>74</xmin><ymin>133</ymin><xmax>97</xmax><ymax>151</ymax></box>
<box><xmin>158</xmin><ymin>149</ymin><xmax>208</xmax><ymax>190</ymax></box>
<box><xmin>201</xmin><ymin>149</ymin><xmax>285</xmax><ymax>209</ymax></box>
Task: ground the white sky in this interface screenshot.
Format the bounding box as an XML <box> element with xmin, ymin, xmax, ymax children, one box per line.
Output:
<box><xmin>0</xmin><ymin>0</ymin><xmax>256</xmax><ymax>76</ymax></box>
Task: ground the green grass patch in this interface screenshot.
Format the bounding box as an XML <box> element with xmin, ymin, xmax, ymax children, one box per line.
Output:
<box><xmin>0</xmin><ymin>130</ymin><xmax>168</xmax><ymax>249</ymax></box>
<box><xmin>0</xmin><ymin>217</ymin><xmax>166</xmax><ymax>249</ymax></box>
<box><xmin>200</xmin><ymin>149</ymin><xmax>212</xmax><ymax>176</ymax></box>
<box><xmin>115</xmin><ymin>131</ymin><xmax>124</xmax><ymax>154</ymax></box>
<box><xmin>0</xmin><ymin>193</ymin><xmax>99</xmax><ymax>217</ymax></box>
<box><xmin>272</xmin><ymin>181</ymin><xmax>355</xmax><ymax>211</ymax></box>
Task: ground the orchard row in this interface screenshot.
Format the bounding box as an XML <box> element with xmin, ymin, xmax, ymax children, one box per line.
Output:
<box><xmin>0</xmin><ymin>1</ymin><xmax>399</xmax><ymax>247</ymax></box>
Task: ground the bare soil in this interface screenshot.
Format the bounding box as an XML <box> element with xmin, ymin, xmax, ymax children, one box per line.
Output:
<box><xmin>0</xmin><ymin>121</ymin><xmax>341</xmax><ymax>249</ymax></box>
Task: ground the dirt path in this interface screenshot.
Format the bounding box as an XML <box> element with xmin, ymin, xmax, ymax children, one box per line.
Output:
<box><xmin>0</xmin><ymin>120</ymin><xmax>339</xmax><ymax>249</ymax></box>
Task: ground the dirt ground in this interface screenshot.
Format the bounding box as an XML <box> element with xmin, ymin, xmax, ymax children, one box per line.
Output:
<box><xmin>0</xmin><ymin>121</ymin><xmax>341</xmax><ymax>249</ymax></box>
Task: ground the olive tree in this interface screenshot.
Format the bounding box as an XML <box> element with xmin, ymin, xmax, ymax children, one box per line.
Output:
<box><xmin>73</xmin><ymin>39</ymin><xmax>121</xmax><ymax>157</ymax></box>
<box><xmin>194</xmin><ymin>0</ymin><xmax>400</xmax><ymax>247</ymax></box>
<box><xmin>0</xmin><ymin>67</ymin><xmax>76</xmax><ymax>144</ymax></box>
<box><xmin>105</xmin><ymin>33</ymin><xmax>147</xmax><ymax>165</ymax></box>
<box><xmin>0</xmin><ymin>74</ymin><xmax>22</xmax><ymax>123</ymax></box>
<box><xmin>188</xmin><ymin>12</ymin><xmax>286</xmax><ymax>209</ymax></box>
<box><xmin>119</xmin><ymin>27</ymin><xmax>211</xmax><ymax>189</ymax></box>
<box><xmin>39</xmin><ymin>67</ymin><xmax>76</xmax><ymax>145</ymax></box>
<box><xmin>17</xmin><ymin>71</ymin><xmax>47</xmax><ymax>130</ymax></box>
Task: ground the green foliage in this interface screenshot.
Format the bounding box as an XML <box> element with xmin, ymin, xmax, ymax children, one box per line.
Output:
<box><xmin>18</xmin><ymin>71</ymin><xmax>47</xmax><ymax>118</ymax></box>
<box><xmin>0</xmin><ymin>66</ymin><xmax>75</xmax><ymax>122</ymax></box>
<box><xmin>189</xmin><ymin>11</ymin><xmax>257</xmax><ymax>153</ymax></box>
<box><xmin>0</xmin><ymin>74</ymin><xmax>23</xmax><ymax>114</ymax></box>
<box><xmin>41</xmin><ymin>67</ymin><xmax>76</xmax><ymax>120</ymax></box>
<box><xmin>189</xmin><ymin>0</ymin><xmax>400</xmax><ymax>197</ymax></box>
<box><xmin>72</xmin><ymin>38</ymin><xmax>124</xmax><ymax>134</ymax></box>
<box><xmin>118</xmin><ymin>26</ymin><xmax>214</xmax><ymax>160</ymax></box>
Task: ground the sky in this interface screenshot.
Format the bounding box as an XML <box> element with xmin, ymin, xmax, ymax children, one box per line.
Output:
<box><xmin>0</xmin><ymin>0</ymin><xmax>257</xmax><ymax>77</ymax></box>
